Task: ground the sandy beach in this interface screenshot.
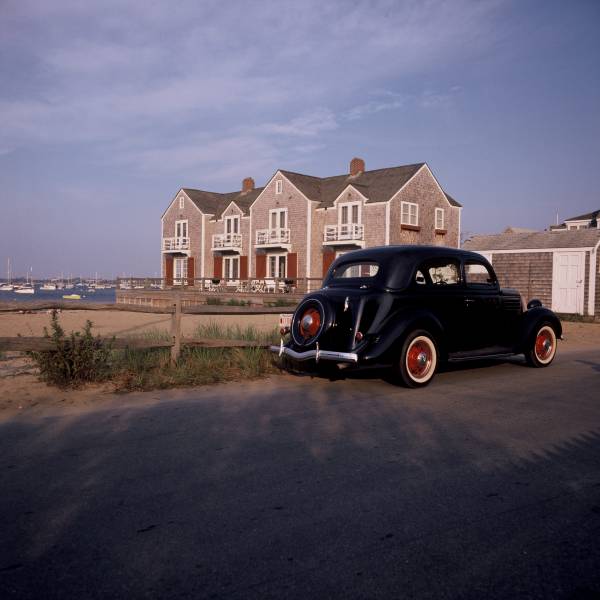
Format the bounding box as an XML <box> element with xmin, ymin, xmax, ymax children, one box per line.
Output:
<box><xmin>0</xmin><ymin>308</ymin><xmax>282</xmax><ymax>338</ymax></box>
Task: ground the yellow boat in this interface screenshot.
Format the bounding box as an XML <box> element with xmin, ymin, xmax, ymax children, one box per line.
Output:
<box><xmin>62</xmin><ymin>294</ymin><xmax>81</xmax><ymax>300</ymax></box>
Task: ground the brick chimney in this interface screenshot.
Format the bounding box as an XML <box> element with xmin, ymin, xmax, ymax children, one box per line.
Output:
<box><xmin>349</xmin><ymin>157</ymin><xmax>365</xmax><ymax>176</ymax></box>
<box><xmin>242</xmin><ymin>177</ymin><xmax>255</xmax><ymax>192</ymax></box>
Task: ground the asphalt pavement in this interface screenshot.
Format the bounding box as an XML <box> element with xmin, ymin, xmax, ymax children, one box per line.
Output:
<box><xmin>1</xmin><ymin>348</ymin><xmax>600</xmax><ymax>599</ymax></box>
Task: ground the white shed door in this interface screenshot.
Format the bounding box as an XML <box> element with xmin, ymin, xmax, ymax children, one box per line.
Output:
<box><xmin>552</xmin><ymin>251</ymin><xmax>584</xmax><ymax>314</ymax></box>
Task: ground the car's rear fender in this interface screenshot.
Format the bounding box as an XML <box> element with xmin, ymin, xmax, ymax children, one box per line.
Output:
<box><xmin>517</xmin><ymin>307</ymin><xmax>562</xmax><ymax>352</ymax></box>
<box><xmin>361</xmin><ymin>309</ymin><xmax>445</xmax><ymax>363</ymax></box>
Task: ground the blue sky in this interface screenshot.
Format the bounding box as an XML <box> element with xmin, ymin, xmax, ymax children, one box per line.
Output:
<box><xmin>1</xmin><ymin>0</ymin><xmax>599</xmax><ymax>278</ymax></box>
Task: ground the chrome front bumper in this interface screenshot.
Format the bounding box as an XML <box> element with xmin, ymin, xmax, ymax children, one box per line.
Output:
<box><xmin>270</xmin><ymin>341</ymin><xmax>358</xmax><ymax>363</ymax></box>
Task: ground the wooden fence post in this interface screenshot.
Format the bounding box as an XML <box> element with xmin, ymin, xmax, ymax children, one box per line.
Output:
<box><xmin>170</xmin><ymin>294</ymin><xmax>181</xmax><ymax>364</ymax></box>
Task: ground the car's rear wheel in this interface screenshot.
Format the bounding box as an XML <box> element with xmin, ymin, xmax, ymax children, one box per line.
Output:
<box><xmin>525</xmin><ymin>323</ymin><xmax>557</xmax><ymax>367</ymax></box>
<box><xmin>394</xmin><ymin>329</ymin><xmax>438</xmax><ymax>388</ymax></box>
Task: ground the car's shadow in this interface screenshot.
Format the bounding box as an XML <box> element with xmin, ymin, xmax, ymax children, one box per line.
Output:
<box><xmin>276</xmin><ymin>354</ymin><xmax>529</xmax><ymax>385</ymax></box>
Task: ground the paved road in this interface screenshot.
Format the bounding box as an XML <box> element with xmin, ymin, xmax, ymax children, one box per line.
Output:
<box><xmin>1</xmin><ymin>348</ymin><xmax>600</xmax><ymax>599</ymax></box>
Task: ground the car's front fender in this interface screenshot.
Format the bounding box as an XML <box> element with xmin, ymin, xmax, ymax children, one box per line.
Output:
<box><xmin>517</xmin><ymin>307</ymin><xmax>562</xmax><ymax>352</ymax></box>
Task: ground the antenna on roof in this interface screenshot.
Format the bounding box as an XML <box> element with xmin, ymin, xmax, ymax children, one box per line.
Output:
<box><xmin>556</xmin><ymin>210</ymin><xmax>559</xmax><ymax>226</ymax></box>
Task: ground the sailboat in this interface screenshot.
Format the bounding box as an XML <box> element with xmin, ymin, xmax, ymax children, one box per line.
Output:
<box><xmin>15</xmin><ymin>268</ymin><xmax>35</xmax><ymax>294</ymax></box>
<box><xmin>0</xmin><ymin>258</ymin><xmax>13</xmax><ymax>291</ymax></box>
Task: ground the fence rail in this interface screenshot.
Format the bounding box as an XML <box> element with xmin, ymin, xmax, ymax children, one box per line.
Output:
<box><xmin>0</xmin><ymin>296</ymin><xmax>280</xmax><ymax>364</ymax></box>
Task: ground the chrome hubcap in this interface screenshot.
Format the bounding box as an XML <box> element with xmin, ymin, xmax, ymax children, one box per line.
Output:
<box><xmin>417</xmin><ymin>352</ymin><xmax>428</xmax><ymax>366</ymax></box>
<box><xmin>301</xmin><ymin>314</ymin><xmax>313</xmax><ymax>330</ymax></box>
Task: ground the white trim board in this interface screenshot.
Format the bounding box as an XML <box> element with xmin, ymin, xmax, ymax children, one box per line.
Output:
<box><xmin>470</xmin><ymin>247</ymin><xmax>595</xmax><ymax>254</ymax></box>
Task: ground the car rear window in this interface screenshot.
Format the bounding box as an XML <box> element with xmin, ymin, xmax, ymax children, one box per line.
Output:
<box><xmin>332</xmin><ymin>262</ymin><xmax>380</xmax><ymax>279</ymax></box>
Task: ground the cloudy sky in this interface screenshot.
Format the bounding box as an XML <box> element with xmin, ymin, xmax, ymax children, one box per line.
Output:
<box><xmin>1</xmin><ymin>0</ymin><xmax>599</xmax><ymax>277</ymax></box>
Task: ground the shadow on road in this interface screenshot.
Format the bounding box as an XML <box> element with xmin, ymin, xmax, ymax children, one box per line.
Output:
<box><xmin>1</xmin><ymin>370</ymin><xmax>600</xmax><ymax>599</ymax></box>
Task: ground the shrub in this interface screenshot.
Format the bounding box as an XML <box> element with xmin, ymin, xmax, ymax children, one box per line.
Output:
<box><xmin>29</xmin><ymin>310</ymin><xmax>113</xmax><ymax>387</ymax></box>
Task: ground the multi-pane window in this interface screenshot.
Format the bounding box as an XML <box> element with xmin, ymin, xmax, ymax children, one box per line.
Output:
<box><xmin>179</xmin><ymin>196</ymin><xmax>185</xmax><ymax>209</ymax></box>
<box><xmin>270</xmin><ymin>208</ymin><xmax>287</xmax><ymax>229</ymax></box>
<box><xmin>223</xmin><ymin>256</ymin><xmax>239</xmax><ymax>279</ymax></box>
<box><xmin>175</xmin><ymin>220</ymin><xmax>188</xmax><ymax>238</ymax></box>
<box><xmin>401</xmin><ymin>201</ymin><xmax>418</xmax><ymax>226</ymax></box>
<box><xmin>174</xmin><ymin>257</ymin><xmax>187</xmax><ymax>283</ymax></box>
<box><xmin>268</xmin><ymin>254</ymin><xmax>287</xmax><ymax>278</ymax></box>
<box><xmin>275</xmin><ymin>180</ymin><xmax>283</xmax><ymax>194</ymax></box>
<box><xmin>225</xmin><ymin>215</ymin><xmax>240</xmax><ymax>234</ymax></box>
<box><xmin>339</xmin><ymin>202</ymin><xmax>360</xmax><ymax>225</ymax></box>
<box><xmin>435</xmin><ymin>208</ymin><xmax>445</xmax><ymax>230</ymax></box>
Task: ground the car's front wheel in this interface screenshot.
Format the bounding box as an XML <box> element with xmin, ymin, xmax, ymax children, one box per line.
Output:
<box><xmin>525</xmin><ymin>323</ymin><xmax>557</xmax><ymax>367</ymax></box>
<box><xmin>394</xmin><ymin>329</ymin><xmax>438</xmax><ymax>388</ymax></box>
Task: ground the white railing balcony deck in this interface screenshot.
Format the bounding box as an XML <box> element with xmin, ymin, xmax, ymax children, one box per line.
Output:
<box><xmin>212</xmin><ymin>233</ymin><xmax>242</xmax><ymax>250</ymax></box>
<box><xmin>162</xmin><ymin>237</ymin><xmax>190</xmax><ymax>252</ymax></box>
<box><xmin>255</xmin><ymin>228</ymin><xmax>291</xmax><ymax>247</ymax></box>
<box><xmin>323</xmin><ymin>224</ymin><xmax>364</xmax><ymax>245</ymax></box>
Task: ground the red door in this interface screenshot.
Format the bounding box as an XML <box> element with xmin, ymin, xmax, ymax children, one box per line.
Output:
<box><xmin>256</xmin><ymin>254</ymin><xmax>266</xmax><ymax>278</ymax></box>
<box><xmin>213</xmin><ymin>256</ymin><xmax>223</xmax><ymax>279</ymax></box>
<box><xmin>165</xmin><ymin>256</ymin><xmax>174</xmax><ymax>286</ymax></box>
<box><xmin>322</xmin><ymin>251</ymin><xmax>335</xmax><ymax>276</ymax></box>
<box><xmin>287</xmin><ymin>253</ymin><xmax>298</xmax><ymax>280</ymax></box>
<box><xmin>240</xmin><ymin>256</ymin><xmax>248</xmax><ymax>280</ymax></box>
<box><xmin>187</xmin><ymin>257</ymin><xmax>195</xmax><ymax>286</ymax></box>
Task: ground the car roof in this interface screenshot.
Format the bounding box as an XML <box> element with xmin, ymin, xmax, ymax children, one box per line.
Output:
<box><xmin>333</xmin><ymin>245</ymin><xmax>486</xmax><ymax>263</ymax></box>
<box><xmin>326</xmin><ymin>245</ymin><xmax>490</xmax><ymax>290</ymax></box>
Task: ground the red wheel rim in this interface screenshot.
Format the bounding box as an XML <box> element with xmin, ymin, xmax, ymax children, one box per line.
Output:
<box><xmin>407</xmin><ymin>340</ymin><xmax>433</xmax><ymax>379</ymax></box>
<box><xmin>535</xmin><ymin>329</ymin><xmax>554</xmax><ymax>361</ymax></box>
<box><xmin>299</xmin><ymin>307</ymin><xmax>321</xmax><ymax>339</ymax></box>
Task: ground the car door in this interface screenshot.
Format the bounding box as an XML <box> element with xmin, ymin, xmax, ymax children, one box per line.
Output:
<box><xmin>462</xmin><ymin>259</ymin><xmax>503</xmax><ymax>350</ymax></box>
<box><xmin>417</xmin><ymin>257</ymin><xmax>469</xmax><ymax>352</ymax></box>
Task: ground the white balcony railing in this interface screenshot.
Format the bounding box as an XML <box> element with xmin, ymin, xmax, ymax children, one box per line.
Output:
<box><xmin>162</xmin><ymin>237</ymin><xmax>190</xmax><ymax>251</ymax></box>
<box><xmin>323</xmin><ymin>224</ymin><xmax>364</xmax><ymax>243</ymax></box>
<box><xmin>212</xmin><ymin>233</ymin><xmax>242</xmax><ymax>250</ymax></box>
<box><xmin>255</xmin><ymin>228</ymin><xmax>291</xmax><ymax>246</ymax></box>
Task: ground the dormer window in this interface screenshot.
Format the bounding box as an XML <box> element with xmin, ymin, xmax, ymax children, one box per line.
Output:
<box><xmin>275</xmin><ymin>180</ymin><xmax>283</xmax><ymax>194</ymax></box>
<box><xmin>179</xmin><ymin>196</ymin><xmax>184</xmax><ymax>209</ymax></box>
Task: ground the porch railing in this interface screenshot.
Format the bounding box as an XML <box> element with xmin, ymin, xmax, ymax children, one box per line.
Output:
<box><xmin>255</xmin><ymin>228</ymin><xmax>290</xmax><ymax>246</ymax></box>
<box><xmin>116</xmin><ymin>276</ymin><xmax>323</xmax><ymax>295</ymax></box>
<box><xmin>212</xmin><ymin>233</ymin><xmax>242</xmax><ymax>250</ymax></box>
<box><xmin>163</xmin><ymin>237</ymin><xmax>190</xmax><ymax>251</ymax></box>
<box><xmin>323</xmin><ymin>223</ymin><xmax>364</xmax><ymax>242</ymax></box>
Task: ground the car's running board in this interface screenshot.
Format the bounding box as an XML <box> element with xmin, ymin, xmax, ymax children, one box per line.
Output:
<box><xmin>448</xmin><ymin>351</ymin><xmax>517</xmax><ymax>363</ymax></box>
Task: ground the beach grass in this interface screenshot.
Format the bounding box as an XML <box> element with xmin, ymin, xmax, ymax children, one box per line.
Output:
<box><xmin>27</xmin><ymin>314</ymin><xmax>280</xmax><ymax>391</ymax></box>
<box><xmin>113</xmin><ymin>322</ymin><xmax>279</xmax><ymax>391</ymax></box>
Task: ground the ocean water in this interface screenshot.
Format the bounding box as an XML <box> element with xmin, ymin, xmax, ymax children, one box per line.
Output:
<box><xmin>0</xmin><ymin>287</ymin><xmax>116</xmax><ymax>305</ymax></box>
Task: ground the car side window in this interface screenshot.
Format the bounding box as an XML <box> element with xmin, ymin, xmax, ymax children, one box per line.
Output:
<box><xmin>427</xmin><ymin>260</ymin><xmax>461</xmax><ymax>285</ymax></box>
<box><xmin>415</xmin><ymin>270</ymin><xmax>427</xmax><ymax>285</ymax></box>
<box><xmin>464</xmin><ymin>261</ymin><xmax>496</xmax><ymax>287</ymax></box>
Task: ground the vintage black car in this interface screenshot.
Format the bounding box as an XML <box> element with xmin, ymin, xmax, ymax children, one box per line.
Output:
<box><xmin>271</xmin><ymin>245</ymin><xmax>562</xmax><ymax>387</ymax></box>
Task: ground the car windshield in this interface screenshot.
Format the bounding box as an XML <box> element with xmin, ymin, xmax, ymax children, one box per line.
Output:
<box><xmin>332</xmin><ymin>262</ymin><xmax>380</xmax><ymax>279</ymax></box>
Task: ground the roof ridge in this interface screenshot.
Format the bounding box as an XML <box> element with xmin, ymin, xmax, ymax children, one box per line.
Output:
<box><xmin>279</xmin><ymin>162</ymin><xmax>425</xmax><ymax>182</ymax></box>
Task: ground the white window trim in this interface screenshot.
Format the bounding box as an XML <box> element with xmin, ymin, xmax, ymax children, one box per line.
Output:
<box><xmin>267</xmin><ymin>253</ymin><xmax>287</xmax><ymax>278</ymax></box>
<box><xmin>275</xmin><ymin>180</ymin><xmax>283</xmax><ymax>194</ymax></box>
<box><xmin>175</xmin><ymin>219</ymin><xmax>188</xmax><ymax>238</ymax></box>
<box><xmin>401</xmin><ymin>201</ymin><xmax>419</xmax><ymax>226</ymax></box>
<box><xmin>179</xmin><ymin>196</ymin><xmax>185</xmax><ymax>209</ymax></box>
<box><xmin>338</xmin><ymin>201</ymin><xmax>362</xmax><ymax>226</ymax></box>
<box><xmin>435</xmin><ymin>208</ymin><xmax>445</xmax><ymax>230</ymax></box>
<box><xmin>269</xmin><ymin>207</ymin><xmax>287</xmax><ymax>229</ymax></box>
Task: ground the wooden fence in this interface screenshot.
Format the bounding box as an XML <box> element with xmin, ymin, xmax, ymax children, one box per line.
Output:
<box><xmin>0</xmin><ymin>296</ymin><xmax>284</xmax><ymax>364</ymax></box>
